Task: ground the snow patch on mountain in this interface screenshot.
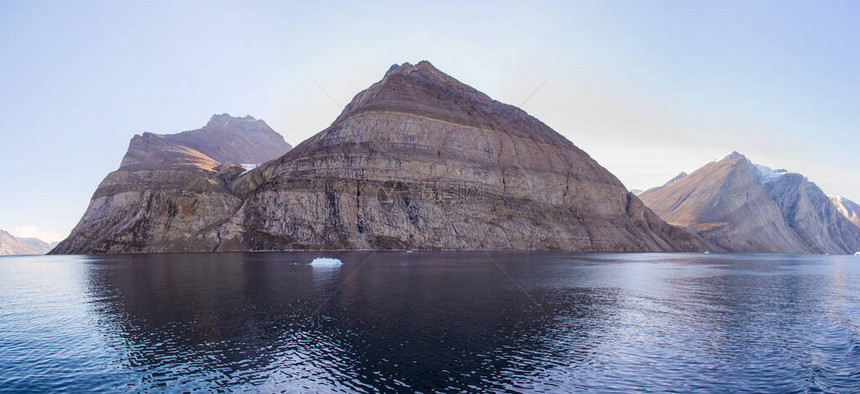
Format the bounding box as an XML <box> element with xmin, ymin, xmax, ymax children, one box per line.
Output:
<box><xmin>241</xmin><ymin>163</ymin><xmax>261</xmax><ymax>174</ymax></box>
<box><xmin>753</xmin><ymin>163</ymin><xmax>789</xmax><ymax>185</ymax></box>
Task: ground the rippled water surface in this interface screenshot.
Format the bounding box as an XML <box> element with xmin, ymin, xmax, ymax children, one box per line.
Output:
<box><xmin>2</xmin><ymin>252</ymin><xmax>860</xmax><ymax>392</ymax></box>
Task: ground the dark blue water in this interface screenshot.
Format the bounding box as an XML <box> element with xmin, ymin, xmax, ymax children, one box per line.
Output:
<box><xmin>1</xmin><ymin>252</ymin><xmax>859</xmax><ymax>392</ymax></box>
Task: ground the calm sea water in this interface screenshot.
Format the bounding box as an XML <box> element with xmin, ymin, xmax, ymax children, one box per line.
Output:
<box><xmin>1</xmin><ymin>252</ymin><xmax>859</xmax><ymax>392</ymax></box>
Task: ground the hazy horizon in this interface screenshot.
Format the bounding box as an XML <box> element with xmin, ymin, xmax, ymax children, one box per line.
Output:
<box><xmin>1</xmin><ymin>0</ymin><xmax>858</xmax><ymax>243</ymax></box>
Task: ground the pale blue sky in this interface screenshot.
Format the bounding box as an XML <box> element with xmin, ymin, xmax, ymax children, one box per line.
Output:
<box><xmin>1</xmin><ymin>0</ymin><xmax>857</xmax><ymax>242</ymax></box>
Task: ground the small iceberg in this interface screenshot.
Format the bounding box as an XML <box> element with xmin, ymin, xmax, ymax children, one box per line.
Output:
<box><xmin>855</xmin><ymin>252</ymin><xmax>860</xmax><ymax>256</ymax></box>
<box><xmin>310</xmin><ymin>257</ymin><xmax>343</xmax><ymax>267</ymax></box>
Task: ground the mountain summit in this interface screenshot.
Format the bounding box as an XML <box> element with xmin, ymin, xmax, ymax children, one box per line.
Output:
<box><xmin>53</xmin><ymin>62</ymin><xmax>702</xmax><ymax>254</ymax></box>
<box><xmin>329</xmin><ymin>61</ymin><xmax>571</xmax><ymax>148</ymax></box>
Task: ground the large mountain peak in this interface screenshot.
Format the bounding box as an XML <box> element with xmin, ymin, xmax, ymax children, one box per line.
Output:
<box><xmin>237</xmin><ymin>62</ymin><xmax>703</xmax><ymax>252</ymax></box>
<box><xmin>641</xmin><ymin>153</ymin><xmax>860</xmax><ymax>254</ymax></box>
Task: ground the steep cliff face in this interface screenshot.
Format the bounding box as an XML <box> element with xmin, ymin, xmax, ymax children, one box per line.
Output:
<box><xmin>50</xmin><ymin>115</ymin><xmax>291</xmax><ymax>254</ymax></box>
<box><xmin>226</xmin><ymin>62</ymin><xmax>703</xmax><ymax>252</ymax></box>
<box><xmin>640</xmin><ymin>152</ymin><xmax>860</xmax><ymax>254</ymax></box>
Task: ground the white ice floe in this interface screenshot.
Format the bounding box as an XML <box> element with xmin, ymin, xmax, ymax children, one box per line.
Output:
<box><xmin>310</xmin><ymin>257</ymin><xmax>343</xmax><ymax>267</ymax></box>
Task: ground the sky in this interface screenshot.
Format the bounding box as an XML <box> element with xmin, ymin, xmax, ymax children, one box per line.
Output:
<box><xmin>0</xmin><ymin>0</ymin><xmax>858</xmax><ymax>242</ymax></box>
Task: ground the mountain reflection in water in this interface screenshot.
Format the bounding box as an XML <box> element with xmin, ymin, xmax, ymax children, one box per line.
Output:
<box><xmin>1</xmin><ymin>252</ymin><xmax>859</xmax><ymax>391</ymax></box>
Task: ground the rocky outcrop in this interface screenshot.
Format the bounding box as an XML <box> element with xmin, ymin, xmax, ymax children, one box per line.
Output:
<box><xmin>640</xmin><ymin>152</ymin><xmax>860</xmax><ymax>254</ymax></box>
<box><xmin>50</xmin><ymin>115</ymin><xmax>291</xmax><ymax>254</ymax></box>
<box><xmin>0</xmin><ymin>230</ymin><xmax>52</xmax><ymax>255</ymax></box>
<box><xmin>53</xmin><ymin>62</ymin><xmax>704</xmax><ymax>254</ymax></box>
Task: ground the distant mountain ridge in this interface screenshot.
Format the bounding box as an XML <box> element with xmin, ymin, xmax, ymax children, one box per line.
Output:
<box><xmin>162</xmin><ymin>114</ymin><xmax>291</xmax><ymax>165</ymax></box>
<box><xmin>120</xmin><ymin>114</ymin><xmax>292</xmax><ymax>170</ymax></box>
<box><xmin>0</xmin><ymin>230</ymin><xmax>54</xmax><ymax>255</ymax></box>
<box><xmin>640</xmin><ymin>152</ymin><xmax>860</xmax><ymax>254</ymax></box>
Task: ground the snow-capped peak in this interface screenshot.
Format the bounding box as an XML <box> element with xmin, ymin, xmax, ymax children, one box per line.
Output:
<box><xmin>723</xmin><ymin>151</ymin><xmax>746</xmax><ymax>161</ymax></box>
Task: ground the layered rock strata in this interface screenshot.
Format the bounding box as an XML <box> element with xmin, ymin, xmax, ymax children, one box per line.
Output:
<box><xmin>54</xmin><ymin>62</ymin><xmax>704</xmax><ymax>254</ymax></box>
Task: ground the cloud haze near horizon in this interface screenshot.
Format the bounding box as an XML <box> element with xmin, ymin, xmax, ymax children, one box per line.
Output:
<box><xmin>0</xmin><ymin>0</ymin><xmax>857</xmax><ymax>242</ymax></box>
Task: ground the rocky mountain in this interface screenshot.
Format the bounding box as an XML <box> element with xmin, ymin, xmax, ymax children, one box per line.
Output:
<box><xmin>0</xmin><ymin>230</ymin><xmax>53</xmax><ymax>255</ymax></box>
<box><xmin>52</xmin><ymin>61</ymin><xmax>704</xmax><ymax>254</ymax></box>
<box><xmin>50</xmin><ymin>115</ymin><xmax>292</xmax><ymax>254</ymax></box>
<box><xmin>831</xmin><ymin>196</ymin><xmax>860</xmax><ymax>229</ymax></box>
<box><xmin>163</xmin><ymin>114</ymin><xmax>292</xmax><ymax>165</ymax></box>
<box><xmin>230</xmin><ymin>61</ymin><xmax>705</xmax><ymax>252</ymax></box>
<box><xmin>640</xmin><ymin>152</ymin><xmax>860</xmax><ymax>254</ymax></box>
